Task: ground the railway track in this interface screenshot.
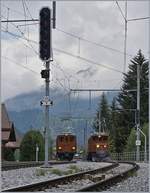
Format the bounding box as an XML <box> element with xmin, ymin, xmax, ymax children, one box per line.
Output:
<box><xmin>2</xmin><ymin>160</ymin><xmax>77</xmax><ymax>171</ymax></box>
<box><xmin>2</xmin><ymin>161</ymin><xmax>139</xmax><ymax>192</ymax></box>
<box><xmin>2</xmin><ymin>162</ymin><xmax>118</xmax><ymax>192</ymax></box>
<box><xmin>77</xmin><ymin>161</ymin><xmax>139</xmax><ymax>192</ymax></box>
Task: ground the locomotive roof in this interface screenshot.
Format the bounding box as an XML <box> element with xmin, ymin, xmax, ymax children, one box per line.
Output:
<box><xmin>57</xmin><ymin>132</ymin><xmax>75</xmax><ymax>136</ymax></box>
<box><xmin>91</xmin><ymin>132</ymin><xmax>109</xmax><ymax>137</ymax></box>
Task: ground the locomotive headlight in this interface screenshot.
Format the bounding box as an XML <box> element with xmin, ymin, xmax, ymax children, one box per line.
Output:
<box><xmin>72</xmin><ymin>146</ymin><xmax>76</xmax><ymax>150</ymax></box>
<box><xmin>96</xmin><ymin>144</ymin><xmax>100</xmax><ymax>148</ymax></box>
<box><xmin>58</xmin><ymin>146</ymin><xmax>62</xmax><ymax>150</ymax></box>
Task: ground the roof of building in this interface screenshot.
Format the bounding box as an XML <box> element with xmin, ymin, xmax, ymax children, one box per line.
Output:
<box><xmin>2</xmin><ymin>131</ymin><xmax>11</xmax><ymax>141</ymax></box>
<box><xmin>5</xmin><ymin>141</ymin><xmax>20</xmax><ymax>149</ymax></box>
<box><xmin>1</xmin><ymin>103</ymin><xmax>17</xmax><ymax>144</ymax></box>
<box><xmin>2</xmin><ymin>103</ymin><xmax>11</xmax><ymax>130</ymax></box>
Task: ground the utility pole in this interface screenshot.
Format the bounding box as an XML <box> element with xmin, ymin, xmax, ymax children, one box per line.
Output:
<box><xmin>39</xmin><ymin>7</ymin><xmax>52</xmax><ymax>167</ymax></box>
<box><xmin>138</xmin><ymin>128</ymin><xmax>147</xmax><ymax>162</ymax></box>
<box><xmin>45</xmin><ymin>61</ymin><xmax>50</xmax><ymax>166</ymax></box>
<box><xmin>84</xmin><ymin>120</ymin><xmax>87</xmax><ymax>160</ymax></box>
<box><xmin>39</xmin><ymin>3</ymin><xmax>56</xmax><ymax>167</ymax></box>
<box><xmin>136</xmin><ymin>62</ymin><xmax>140</xmax><ymax>162</ymax></box>
<box><xmin>149</xmin><ymin>0</ymin><xmax>150</xmax><ymax>165</ymax></box>
<box><xmin>98</xmin><ymin>107</ymin><xmax>101</xmax><ymax>134</ymax></box>
<box><xmin>124</xmin><ymin>0</ymin><xmax>127</xmax><ymax>73</ymax></box>
<box><xmin>36</xmin><ymin>144</ymin><xmax>39</xmax><ymax>162</ymax></box>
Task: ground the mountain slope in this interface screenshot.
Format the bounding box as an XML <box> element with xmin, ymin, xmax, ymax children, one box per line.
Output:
<box><xmin>5</xmin><ymin>88</ymin><xmax>118</xmax><ymax>145</ymax></box>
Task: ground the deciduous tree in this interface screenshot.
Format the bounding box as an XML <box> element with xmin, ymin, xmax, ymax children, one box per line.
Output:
<box><xmin>20</xmin><ymin>130</ymin><xmax>44</xmax><ymax>161</ymax></box>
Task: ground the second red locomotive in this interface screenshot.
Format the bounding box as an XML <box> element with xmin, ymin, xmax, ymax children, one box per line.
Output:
<box><xmin>87</xmin><ymin>132</ymin><xmax>110</xmax><ymax>161</ymax></box>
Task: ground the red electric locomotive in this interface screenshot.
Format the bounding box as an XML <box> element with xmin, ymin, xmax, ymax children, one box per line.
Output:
<box><xmin>56</xmin><ymin>133</ymin><xmax>77</xmax><ymax>161</ymax></box>
<box><xmin>87</xmin><ymin>132</ymin><xmax>110</xmax><ymax>161</ymax></box>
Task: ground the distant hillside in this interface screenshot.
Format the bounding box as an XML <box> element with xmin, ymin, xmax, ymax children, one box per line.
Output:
<box><xmin>5</xmin><ymin>87</ymin><xmax>118</xmax><ymax>146</ymax></box>
<box><xmin>5</xmin><ymin>87</ymin><xmax>118</xmax><ymax>112</ymax></box>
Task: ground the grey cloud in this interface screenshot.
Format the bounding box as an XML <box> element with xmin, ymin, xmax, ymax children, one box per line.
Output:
<box><xmin>1</xmin><ymin>1</ymin><xmax>149</xmax><ymax>100</ymax></box>
<box><xmin>76</xmin><ymin>66</ymin><xmax>97</xmax><ymax>77</ymax></box>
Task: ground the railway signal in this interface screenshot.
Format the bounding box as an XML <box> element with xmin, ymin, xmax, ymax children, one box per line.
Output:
<box><xmin>39</xmin><ymin>4</ymin><xmax>56</xmax><ymax>167</ymax></box>
<box><xmin>39</xmin><ymin>7</ymin><xmax>52</xmax><ymax>167</ymax></box>
<box><xmin>41</xmin><ymin>69</ymin><xmax>49</xmax><ymax>78</ymax></box>
<box><xmin>39</xmin><ymin>7</ymin><xmax>51</xmax><ymax>61</ymax></box>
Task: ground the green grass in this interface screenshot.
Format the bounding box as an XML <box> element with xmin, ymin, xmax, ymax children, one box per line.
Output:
<box><xmin>68</xmin><ymin>165</ymin><xmax>80</xmax><ymax>173</ymax></box>
<box><xmin>50</xmin><ymin>168</ymin><xmax>63</xmax><ymax>176</ymax></box>
<box><xmin>63</xmin><ymin>169</ymin><xmax>74</xmax><ymax>175</ymax></box>
<box><xmin>35</xmin><ymin>165</ymin><xmax>81</xmax><ymax>177</ymax></box>
<box><xmin>35</xmin><ymin>168</ymin><xmax>47</xmax><ymax>176</ymax></box>
<box><xmin>128</xmin><ymin>171</ymin><xmax>137</xmax><ymax>177</ymax></box>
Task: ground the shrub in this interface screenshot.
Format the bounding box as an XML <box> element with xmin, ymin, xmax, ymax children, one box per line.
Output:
<box><xmin>20</xmin><ymin>130</ymin><xmax>44</xmax><ymax>161</ymax></box>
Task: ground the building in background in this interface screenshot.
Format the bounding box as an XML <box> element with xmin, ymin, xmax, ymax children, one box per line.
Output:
<box><xmin>1</xmin><ymin>103</ymin><xmax>21</xmax><ymax>160</ymax></box>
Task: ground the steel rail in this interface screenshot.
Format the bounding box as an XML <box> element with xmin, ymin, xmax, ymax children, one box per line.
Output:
<box><xmin>76</xmin><ymin>161</ymin><xmax>139</xmax><ymax>192</ymax></box>
<box><xmin>2</xmin><ymin>161</ymin><xmax>77</xmax><ymax>171</ymax></box>
<box><xmin>2</xmin><ymin>162</ymin><xmax>118</xmax><ymax>192</ymax></box>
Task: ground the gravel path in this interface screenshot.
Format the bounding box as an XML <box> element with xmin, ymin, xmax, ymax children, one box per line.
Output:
<box><xmin>1</xmin><ymin>161</ymin><xmax>110</xmax><ymax>190</ymax></box>
<box><xmin>105</xmin><ymin>162</ymin><xmax>149</xmax><ymax>192</ymax></box>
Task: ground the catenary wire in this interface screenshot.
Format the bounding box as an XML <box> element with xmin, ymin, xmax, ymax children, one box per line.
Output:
<box><xmin>55</xmin><ymin>27</ymin><xmax>132</xmax><ymax>57</ymax></box>
<box><xmin>1</xmin><ymin>15</ymin><xmax>39</xmax><ymax>56</ymax></box>
<box><xmin>2</xmin><ymin>28</ymin><xmax>124</xmax><ymax>74</ymax></box>
<box><xmin>2</xmin><ymin>56</ymin><xmax>40</xmax><ymax>75</ymax></box>
<box><xmin>115</xmin><ymin>1</ymin><xmax>126</xmax><ymax>21</ymax></box>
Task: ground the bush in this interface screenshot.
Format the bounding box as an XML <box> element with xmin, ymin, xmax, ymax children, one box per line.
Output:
<box><xmin>125</xmin><ymin>123</ymin><xmax>149</xmax><ymax>152</ymax></box>
<box><xmin>3</xmin><ymin>148</ymin><xmax>15</xmax><ymax>161</ymax></box>
<box><xmin>20</xmin><ymin>130</ymin><xmax>44</xmax><ymax>161</ymax></box>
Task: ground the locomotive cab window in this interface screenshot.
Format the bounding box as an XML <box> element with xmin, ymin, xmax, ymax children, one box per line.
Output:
<box><xmin>92</xmin><ymin>136</ymin><xmax>97</xmax><ymax>141</ymax></box>
<box><xmin>101</xmin><ymin>136</ymin><xmax>108</xmax><ymax>141</ymax></box>
<box><xmin>65</xmin><ymin>136</ymin><xmax>68</xmax><ymax>142</ymax></box>
<box><xmin>70</xmin><ymin>136</ymin><xmax>74</xmax><ymax>142</ymax></box>
<box><xmin>60</xmin><ymin>137</ymin><xmax>64</xmax><ymax>142</ymax></box>
<box><xmin>98</xmin><ymin>137</ymin><xmax>101</xmax><ymax>141</ymax></box>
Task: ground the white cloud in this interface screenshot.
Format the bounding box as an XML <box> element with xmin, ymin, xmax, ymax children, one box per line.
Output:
<box><xmin>1</xmin><ymin>1</ymin><xmax>149</xmax><ymax>101</ymax></box>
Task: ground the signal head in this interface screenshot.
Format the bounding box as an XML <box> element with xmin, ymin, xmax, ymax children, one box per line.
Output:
<box><xmin>39</xmin><ymin>7</ymin><xmax>51</xmax><ymax>61</ymax></box>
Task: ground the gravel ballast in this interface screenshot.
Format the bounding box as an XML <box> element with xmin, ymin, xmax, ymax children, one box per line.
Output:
<box><xmin>2</xmin><ymin>162</ymin><xmax>148</xmax><ymax>192</ymax></box>
<box><xmin>1</xmin><ymin>161</ymin><xmax>110</xmax><ymax>190</ymax></box>
<box><xmin>105</xmin><ymin>162</ymin><xmax>149</xmax><ymax>192</ymax></box>
<box><xmin>45</xmin><ymin>163</ymin><xmax>133</xmax><ymax>192</ymax></box>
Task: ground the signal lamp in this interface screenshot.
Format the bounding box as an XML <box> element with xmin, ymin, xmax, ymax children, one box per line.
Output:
<box><xmin>39</xmin><ymin>7</ymin><xmax>51</xmax><ymax>61</ymax></box>
<box><xmin>41</xmin><ymin>69</ymin><xmax>49</xmax><ymax>78</ymax></box>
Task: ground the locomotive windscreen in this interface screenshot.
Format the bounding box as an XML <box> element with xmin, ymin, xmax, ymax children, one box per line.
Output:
<box><xmin>92</xmin><ymin>135</ymin><xmax>108</xmax><ymax>141</ymax></box>
<box><xmin>101</xmin><ymin>136</ymin><xmax>108</xmax><ymax>141</ymax></box>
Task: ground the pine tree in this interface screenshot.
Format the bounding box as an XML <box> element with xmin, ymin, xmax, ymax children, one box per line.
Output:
<box><xmin>94</xmin><ymin>92</ymin><xmax>111</xmax><ymax>133</ymax></box>
<box><xmin>100</xmin><ymin>93</ymin><xmax>111</xmax><ymax>132</ymax></box>
<box><xmin>118</xmin><ymin>50</ymin><xmax>148</xmax><ymax>129</ymax></box>
<box><xmin>109</xmin><ymin>97</ymin><xmax>121</xmax><ymax>152</ymax></box>
<box><xmin>116</xmin><ymin>50</ymin><xmax>148</xmax><ymax>152</ymax></box>
<box><xmin>110</xmin><ymin>98</ymin><xmax>119</xmax><ymax>136</ymax></box>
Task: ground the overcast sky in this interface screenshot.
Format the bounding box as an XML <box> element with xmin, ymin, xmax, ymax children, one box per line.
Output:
<box><xmin>1</xmin><ymin>1</ymin><xmax>149</xmax><ymax>101</ymax></box>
